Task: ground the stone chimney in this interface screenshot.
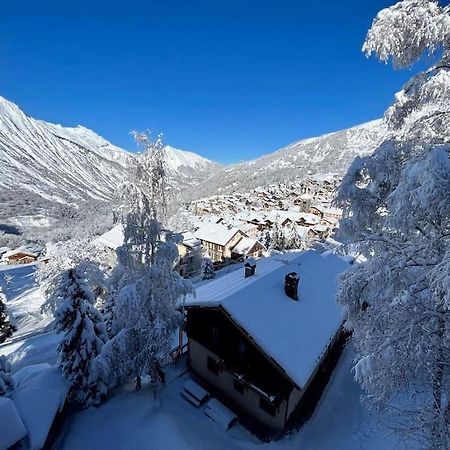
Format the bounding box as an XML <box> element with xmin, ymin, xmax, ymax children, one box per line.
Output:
<box><xmin>244</xmin><ymin>258</ymin><xmax>256</xmax><ymax>278</ymax></box>
<box><xmin>284</xmin><ymin>272</ymin><xmax>299</xmax><ymax>301</ymax></box>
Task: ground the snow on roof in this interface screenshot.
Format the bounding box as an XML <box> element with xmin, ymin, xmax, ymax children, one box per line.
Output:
<box><xmin>232</xmin><ymin>237</ymin><xmax>261</xmax><ymax>256</ymax></box>
<box><xmin>194</xmin><ymin>223</ymin><xmax>245</xmax><ymax>246</ymax></box>
<box><xmin>0</xmin><ymin>396</ymin><xmax>27</xmax><ymax>449</ymax></box>
<box><xmin>186</xmin><ymin>250</ymin><xmax>349</xmax><ymax>388</ymax></box>
<box><xmin>180</xmin><ymin>231</ymin><xmax>201</xmax><ymax>249</ymax></box>
<box><xmin>3</xmin><ymin>248</ymin><xmax>38</xmax><ymax>259</ymax></box>
<box><xmin>297</xmin><ymin>226</ymin><xmax>311</xmax><ymax>240</ymax></box>
<box><xmin>95</xmin><ymin>224</ymin><xmax>124</xmax><ymax>250</ymax></box>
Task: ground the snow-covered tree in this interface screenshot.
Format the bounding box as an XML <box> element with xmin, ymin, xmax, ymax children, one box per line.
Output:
<box><xmin>55</xmin><ymin>268</ymin><xmax>109</xmax><ymax>406</ymax></box>
<box><xmin>0</xmin><ymin>355</ymin><xmax>13</xmax><ymax>396</ymax></box>
<box><xmin>200</xmin><ymin>255</ymin><xmax>215</xmax><ymax>280</ymax></box>
<box><xmin>263</xmin><ymin>230</ymin><xmax>271</xmax><ymax>250</ymax></box>
<box><xmin>38</xmin><ymin>238</ymin><xmax>108</xmax><ymax>315</ymax></box>
<box><xmin>99</xmin><ymin>134</ymin><xmax>195</xmax><ymax>389</ymax></box>
<box><xmin>100</xmin><ymin>234</ymin><xmax>194</xmax><ymax>389</ymax></box>
<box><xmin>0</xmin><ymin>288</ymin><xmax>13</xmax><ymax>344</ymax></box>
<box><xmin>270</xmin><ymin>219</ymin><xmax>285</xmax><ymax>251</ymax></box>
<box><xmin>283</xmin><ymin>222</ymin><xmax>303</xmax><ymax>250</ymax></box>
<box><xmin>336</xmin><ymin>1</ymin><xmax>450</xmax><ymax>447</ymax></box>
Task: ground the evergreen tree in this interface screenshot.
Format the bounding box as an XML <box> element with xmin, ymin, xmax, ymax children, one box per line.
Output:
<box><xmin>0</xmin><ymin>355</ymin><xmax>12</xmax><ymax>396</ymax></box>
<box><xmin>101</xmin><ymin>234</ymin><xmax>193</xmax><ymax>389</ymax></box>
<box><xmin>200</xmin><ymin>255</ymin><xmax>215</xmax><ymax>280</ymax></box>
<box><xmin>0</xmin><ymin>288</ymin><xmax>13</xmax><ymax>344</ymax></box>
<box><xmin>283</xmin><ymin>222</ymin><xmax>303</xmax><ymax>250</ymax></box>
<box><xmin>336</xmin><ymin>1</ymin><xmax>450</xmax><ymax>447</ymax></box>
<box><xmin>55</xmin><ymin>268</ymin><xmax>109</xmax><ymax>406</ymax></box>
<box><xmin>270</xmin><ymin>219</ymin><xmax>285</xmax><ymax>251</ymax></box>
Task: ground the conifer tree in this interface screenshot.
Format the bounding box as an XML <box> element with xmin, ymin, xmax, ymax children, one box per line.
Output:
<box><xmin>55</xmin><ymin>268</ymin><xmax>109</xmax><ymax>406</ymax></box>
<box><xmin>200</xmin><ymin>255</ymin><xmax>215</xmax><ymax>280</ymax></box>
<box><xmin>0</xmin><ymin>288</ymin><xmax>13</xmax><ymax>344</ymax></box>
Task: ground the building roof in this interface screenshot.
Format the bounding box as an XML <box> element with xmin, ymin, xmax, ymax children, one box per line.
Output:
<box><xmin>95</xmin><ymin>224</ymin><xmax>124</xmax><ymax>250</ymax></box>
<box><xmin>194</xmin><ymin>223</ymin><xmax>245</xmax><ymax>247</ymax></box>
<box><xmin>186</xmin><ymin>250</ymin><xmax>350</xmax><ymax>389</ymax></box>
<box><xmin>231</xmin><ymin>237</ymin><xmax>263</xmax><ymax>256</ymax></box>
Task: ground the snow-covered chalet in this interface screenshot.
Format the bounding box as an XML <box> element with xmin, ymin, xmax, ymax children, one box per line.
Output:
<box><xmin>184</xmin><ymin>250</ymin><xmax>350</xmax><ymax>431</ymax></box>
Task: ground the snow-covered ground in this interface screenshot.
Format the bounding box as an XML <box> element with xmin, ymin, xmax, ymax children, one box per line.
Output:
<box><xmin>0</xmin><ymin>263</ymin><xmax>52</xmax><ymax>338</ymax></box>
<box><xmin>52</xmin><ymin>348</ymin><xmax>403</xmax><ymax>450</ymax></box>
<box><xmin>0</xmin><ymin>260</ymin><xmax>407</xmax><ymax>449</ymax></box>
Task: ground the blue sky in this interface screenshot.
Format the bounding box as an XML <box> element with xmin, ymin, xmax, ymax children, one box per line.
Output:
<box><xmin>0</xmin><ymin>1</ymin><xmax>414</xmax><ymax>163</ymax></box>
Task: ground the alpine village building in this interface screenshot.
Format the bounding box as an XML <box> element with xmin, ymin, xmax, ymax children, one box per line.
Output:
<box><xmin>184</xmin><ymin>250</ymin><xmax>350</xmax><ymax>434</ymax></box>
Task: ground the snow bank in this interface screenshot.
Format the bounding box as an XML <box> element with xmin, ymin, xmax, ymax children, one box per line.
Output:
<box><xmin>0</xmin><ymin>396</ymin><xmax>27</xmax><ymax>449</ymax></box>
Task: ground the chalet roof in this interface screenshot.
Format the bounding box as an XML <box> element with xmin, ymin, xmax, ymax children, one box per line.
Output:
<box><xmin>231</xmin><ymin>237</ymin><xmax>263</xmax><ymax>256</ymax></box>
<box><xmin>194</xmin><ymin>223</ymin><xmax>245</xmax><ymax>247</ymax></box>
<box><xmin>185</xmin><ymin>250</ymin><xmax>350</xmax><ymax>389</ymax></box>
<box><xmin>95</xmin><ymin>224</ymin><xmax>124</xmax><ymax>250</ymax></box>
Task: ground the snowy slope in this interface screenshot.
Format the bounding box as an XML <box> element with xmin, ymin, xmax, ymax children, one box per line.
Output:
<box><xmin>0</xmin><ymin>97</ymin><xmax>131</xmax><ymax>204</ymax></box>
<box><xmin>189</xmin><ymin>119</ymin><xmax>387</xmax><ymax>198</ymax></box>
<box><xmin>0</xmin><ymin>97</ymin><xmax>220</xmax><ymax>208</ymax></box>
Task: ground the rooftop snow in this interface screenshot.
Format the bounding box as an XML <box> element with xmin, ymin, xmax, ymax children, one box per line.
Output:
<box><xmin>194</xmin><ymin>223</ymin><xmax>245</xmax><ymax>246</ymax></box>
<box><xmin>186</xmin><ymin>250</ymin><xmax>349</xmax><ymax>388</ymax></box>
<box><xmin>231</xmin><ymin>237</ymin><xmax>260</xmax><ymax>256</ymax></box>
<box><xmin>95</xmin><ymin>224</ymin><xmax>124</xmax><ymax>250</ymax></box>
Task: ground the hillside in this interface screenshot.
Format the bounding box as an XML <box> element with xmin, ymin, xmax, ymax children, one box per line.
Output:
<box><xmin>188</xmin><ymin>119</ymin><xmax>387</xmax><ymax>199</ymax></box>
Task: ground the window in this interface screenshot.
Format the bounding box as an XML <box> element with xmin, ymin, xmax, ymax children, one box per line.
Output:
<box><xmin>207</xmin><ymin>356</ymin><xmax>220</xmax><ymax>375</ymax></box>
<box><xmin>259</xmin><ymin>397</ymin><xmax>277</xmax><ymax>416</ymax></box>
<box><xmin>233</xmin><ymin>379</ymin><xmax>245</xmax><ymax>394</ymax></box>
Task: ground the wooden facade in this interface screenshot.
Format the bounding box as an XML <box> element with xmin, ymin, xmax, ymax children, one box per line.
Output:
<box><xmin>186</xmin><ymin>305</ymin><xmax>343</xmax><ymax>432</ymax></box>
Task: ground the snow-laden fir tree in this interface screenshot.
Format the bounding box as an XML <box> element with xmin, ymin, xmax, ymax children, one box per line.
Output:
<box><xmin>100</xmin><ymin>132</ymin><xmax>194</xmax><ymax>389</ymax></box>
<box><xmin>0</xmin><ymin>355</ymin><xmax>13</xmax><ymax>396</ymax></box>
<box><xmin>283</xmin><ymin>222</ymin><xmax>303</xmax><ymax>250</ymax></box>
<box><xmin>200</xmin><ymin>255</ymin><xmax>215</xmax><ymax>280</ymax></box>
<box><xmin>270</xmin><ymin>219</ymin><xmax>285</xmax><ymax>251</ymax></box>
<box><xmin>0</xmin><ymin>288</ymin><xmax>13</xmax><ymax>344</ymax></box>
<box><xmin>336</xmin><ymin>1</ymin><xmax>450</xmax><ymax>447</ymax></box>
<box><xmin>101</xmin><ymin>233</ymin><xmax>193</xmax><ymax>389</ymax></box>
<box><xmin>55</xmin><ymin>268</ymin><xmax>109</xmax><ymax>406</ymax></box>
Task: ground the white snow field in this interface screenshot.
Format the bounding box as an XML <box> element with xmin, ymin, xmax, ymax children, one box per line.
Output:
<box><xmin>0</xmin><ymin>263</ymin><xmax>51</xmax><ymax>338</ymax></box>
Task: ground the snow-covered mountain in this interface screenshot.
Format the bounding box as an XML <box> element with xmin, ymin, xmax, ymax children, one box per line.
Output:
<box><xmin>0</xmin><ymin>94</ymin><xmax>388</xmax><ymax>237</ymax></box>
<box><xmin>0</xmin><ymin>97</ymin><xmax>220</xmax><ymax>207</ymax></box>
<box><xmin>189</xmin><ymin>119</ymin><xmax>387</xmax><ymax>198</ymax></box>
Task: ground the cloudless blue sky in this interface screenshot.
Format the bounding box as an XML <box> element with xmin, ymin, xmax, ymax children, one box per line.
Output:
<box><xmin>0</xmin><ymin>1</ymin><xmax>416</xmax><ymax>163</ymax></box>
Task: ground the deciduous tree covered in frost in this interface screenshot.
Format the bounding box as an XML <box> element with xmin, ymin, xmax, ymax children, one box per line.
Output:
<box><xmin>55</xmin><ymin>268</ymin><xmax>109</xmax><ymax>406</ymax></box>
<box><xmin>38</xmin><ymin>238</ymin><xmax>109</xmax><ymax>315</ymax></box>
<box><xmin>336</xmin><ymin>1</ymin><xmax>450</xmax><ymax>447</ymax></box>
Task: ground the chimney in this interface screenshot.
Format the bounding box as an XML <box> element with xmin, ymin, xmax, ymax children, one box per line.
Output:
<box><xmin>284</xmin><ymin>272</ymin><xmax>299</xmax><ymax>301</ymax></box>
<box><xmin>244</xmin><ymin>258</ymin><xmax>257</xmax><ymax>278</ymax></box>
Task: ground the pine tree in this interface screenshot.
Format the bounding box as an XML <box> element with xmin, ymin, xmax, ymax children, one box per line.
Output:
<box><xmin>270</xmin><ymin>220</ymin><xmax>285</xmax><ymax>251</ymax></box>
<box><xmin>0</xmin><ymin>288</ymin><xmax>13</xmax><ymax>344</ymax></box>
<box><xmin>200</xmin><ymin>255</ymin><xmax>215</xmax><ymax>280</ymax></box>
<box><xmin>55</xmin><ymin>268</ymin><xmax>109</xmax><ymax>406</ymax></box>
<box><xmin>283</xmin><ymin>222</ymin><xmax>303</xmax><ymax>250</ymax></box>
<box><xmin>336</xmin><ymin>1</ymin><xmax>450</xmax><ymax>447</ymax></box>
<box><xmin>0</xmin><ymin>355</ymin><xmax>13</xmax><ymax>396</ymax></box>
